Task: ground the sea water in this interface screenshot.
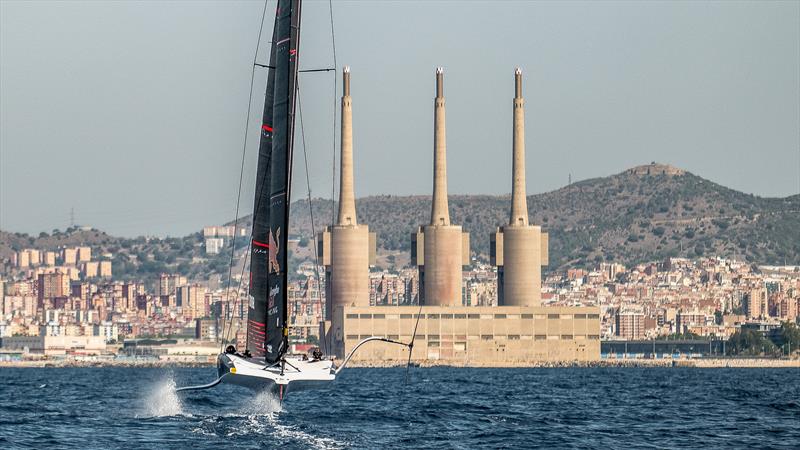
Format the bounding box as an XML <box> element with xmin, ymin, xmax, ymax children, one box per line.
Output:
<box><xmin>0</xmin><ymin>367</ymin><xmax>798</xmax><ymax>449</ymax></box>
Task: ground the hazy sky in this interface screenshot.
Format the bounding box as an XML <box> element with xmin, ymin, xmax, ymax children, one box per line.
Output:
<box><xmin>2</xmin><ymin>0</ymin><xmax>798</xmax><ymax>237</ymax></box>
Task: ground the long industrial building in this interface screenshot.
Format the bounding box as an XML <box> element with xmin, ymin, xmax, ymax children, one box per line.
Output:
<box><xmin>336</xmin><ymin>306</ymin><xmax>600</xmax><ymax>364</ymax></box>
<box><xmin>326</xmin><ymin>67</ymin><xmax>600</xmax><ymax>364</ymax></box>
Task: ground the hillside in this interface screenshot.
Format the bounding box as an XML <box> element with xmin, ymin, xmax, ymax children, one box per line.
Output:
<box><xmin>2</xmin><ymin>164</ymin><xmax>798</xmax><ymax>280</ymax></box>
<box><xmin>0</xmin><ymin>228</ymin><xmax>236</xmax><ymax>283</ymax></box>
<box><xmin>285</xmin><ymin>164</ymin><xmax>799</xmax><ymax>270</ymax></box>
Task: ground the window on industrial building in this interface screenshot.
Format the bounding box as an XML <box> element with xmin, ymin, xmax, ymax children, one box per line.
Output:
<box><xmin>427</xmin><ymin>314</ymin><xmax>439</xmax><ymax>319</ymax></box>
<box><xmin>547</xmin><ymin>314</ymin><xmax>560</xmax><ymax>319</ymax></box>
<box><xmin>359</xmin><ymin>314</ymin><xmax>372</xmax><ymax>319</ymax></box>
<box><xmin>481</xmin><ymin>334</ymin><xmax>493</xmax><ymax>340</ymax></box>
<box><xmin>588</xmin><ymin>335</ymin><xmax>600</xmax><ymax>340</ymax></box>
<box><xmin>534</xmin><ymin>335</ymin><xmax>546</xmax><ymax>340</ymax></box>
<box><xmin>574</xmin><ymin>314</ymin><xmax>586</xmax><ymax>319</ymax></box>
<box><xmin>521</xmin><ymin>314</ymin><xmax>533</xmax><ymax>319</ymax></box>
<box><xmin>494</xmin><ymin>314</ymin><xmax>507</xmax><ymax>319</ymax></box>
<box><xmin>400</xmin><ymin>314</ymin><xmax>413</xmax><ymax>319</ymax></box>
<box><xmin>346</xmin><ymin>335</ymin><xmax>358</xmax><ymax>339</ymax></box>
<box><xmin>373</xmin><ymin>314</ymin><xmax>385</xmax><ymax>319</ymax></box>
<box><xmin>468</xmin><ymin>314</ymin><xmax>480</xmax><ymax>319</ymax></box>
<box><xmin>454</xmin><ymin>314</ymin><xmax>467</xmax><ymax>319</ymax></box>
<box><xmin>508</xmin><ymin>335</ymin><xmax>520</xmax><ymax>340</ymax></box>
<box><xmin>561</xmin><ymin>335</ymin><xmax>573</xmax><ymax>340</ymax></box>
<box><xmin>346</xmin><ymin>314</ymin><xmax>358</xmax><ymax>319</ymax></box>
<box><xmin>440</xmin><ymin>314</ymin><xmax>453</xmax><ymax>319</ymax></box>
<box><xmin>588</xmin><ymin>314</ymin><xmax>600</xmax><ymax>319</ymax></box>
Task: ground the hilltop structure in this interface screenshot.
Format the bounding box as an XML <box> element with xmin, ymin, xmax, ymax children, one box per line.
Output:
<box><xmin>411</xmin><ymin>68</ymin><xmax>470</xmax><ymax>306</ymax></box>
<box><xmin>319</xmin><ymin>67</ymin><xmax>376</xmax><ymax>315</ymax></box>
<box><xmin>626</xmin><ymin>163</ymin><xmax>685</xmax><ymax>176</ymax></box>
<box><xmin>491</xmin><ymin>69</ymin><xmax>549</xmax><ymax>306</ymax></box>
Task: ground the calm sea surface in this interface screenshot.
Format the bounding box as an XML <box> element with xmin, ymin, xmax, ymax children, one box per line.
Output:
<box><xmin>0</xmin><ymin>367</ymin><xmax>798</xmax><ymax>449</ymax></box>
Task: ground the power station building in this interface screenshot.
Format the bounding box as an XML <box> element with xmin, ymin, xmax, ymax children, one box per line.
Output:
<box><xmin>319</xmin><ymin>67</ymin><xmax>376</xmax><ymax>358</ymax></box>
<box><xmin>326</xmin><ymin>67</ymin><xmax>600</xmax><ymax>364</ymax></box>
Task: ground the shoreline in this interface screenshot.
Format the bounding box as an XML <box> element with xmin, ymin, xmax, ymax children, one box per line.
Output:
<box><xmin>1</xmin><ymin>358</ymin><xmax>797</xmax><ymax>369</ymax></box>
<box><xmin>348</xmin><ymin>358</ymin><xmax>800</xmax><ymax>369</ymax></box>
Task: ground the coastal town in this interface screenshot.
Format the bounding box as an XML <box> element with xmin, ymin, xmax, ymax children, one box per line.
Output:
<box><xmin>1</xmin><ymin>226</ymin><xmax>798</xmax><ymax>365</ymax></box>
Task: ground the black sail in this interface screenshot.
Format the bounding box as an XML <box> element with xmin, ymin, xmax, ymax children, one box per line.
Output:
<box><xmin>247</xmin><ymin>0</ymin><xmax>301</xmax><ymax>364</ymax></box>
<box><xmin>246</xmin><ymin>20</ymin><xmax>278</xmax><ymax>357</ymax></box>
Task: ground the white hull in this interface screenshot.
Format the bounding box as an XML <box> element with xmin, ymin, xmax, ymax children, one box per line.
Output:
<box><xmin>175</xmin><ymin>337</ymin><xmax>409</xmax><ymax>396</ymax></box>
<box><xmin>216</xmin><ymin>353</ymin><xmax>336</xmax><ymax>394</ymax></box>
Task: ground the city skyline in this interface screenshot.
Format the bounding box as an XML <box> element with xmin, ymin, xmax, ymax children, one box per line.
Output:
<box><xmin>2</xmin><ymin>1</ymin><xmax>798</xmax><ymax>238</ymax></box>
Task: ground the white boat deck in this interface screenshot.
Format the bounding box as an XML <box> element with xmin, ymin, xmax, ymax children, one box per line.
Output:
<box><xmin>217</xmin><ymin>353</ymin><xmax>336</xmax><ymax>394</ymax></box>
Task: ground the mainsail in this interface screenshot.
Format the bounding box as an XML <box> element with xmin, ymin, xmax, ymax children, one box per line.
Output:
<box><xmin>247</xmin><ymin>0</ymin><xmax>302</xmax><ymax>364</ymax></box>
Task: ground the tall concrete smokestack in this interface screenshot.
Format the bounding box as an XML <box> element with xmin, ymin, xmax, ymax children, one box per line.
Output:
<box><xmin>490</xmin><ymin>68</ymin><xmax>549</xmax><ymax>307</ymax></box>
<box><xmin>430</xmin><ymin>67</ymin><xmax>450</xmax><ymax>226</ymax></box>
<box><xmin>510</xmin><ymin>68</ymin><xmax>528</xmax><ymax>227</ymax></box>
<box><xmin>412</xmin><ymin>68</ymin><xmax>470</xmax><ymax>306</ymax></box>
<box><xmin>337</xmin><ymin>66</ymin><xmax>357</xmax><ymax>226</ymax></box>
<box><xmin>319</xmin><ymin>67</ymin><xmax>376</xmax><ymax>357</ymax></box>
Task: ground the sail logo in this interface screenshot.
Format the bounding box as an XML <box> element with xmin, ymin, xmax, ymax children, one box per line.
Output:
<box><xmin>269</xmin><ymin>228</ymin><xmax>281</xmax><ymax>273</ymax></box>
<box><xmin>268</xmin><ymin>285</ymin><xmax>280</xmax><ymax>309</ymax></box>
<box><xmin>252</xmin><ymin>239</ymin><xmax>269</xmax><ymax>254</ymax></box>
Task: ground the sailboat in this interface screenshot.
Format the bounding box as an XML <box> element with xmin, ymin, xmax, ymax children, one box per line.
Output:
<box><xmin>177</xmin><ymin>0</ymin><xmax>415</xmax><ymax>400</ymax></box>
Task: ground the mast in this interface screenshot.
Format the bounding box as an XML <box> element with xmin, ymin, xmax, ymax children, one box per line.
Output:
<box><xmin>267</xmin><ymin>0</ymin><xmax>301</xmax><ymax>364</ymax></box>
<box><xmin>246</xmin><ymin>8</ymin><xmax>279</xmax><ymax>358</ymax></box>
<box><xmin>247</xmin><ymin>0</ymin><xmax>302</xmax><ymax>364</ymax></box>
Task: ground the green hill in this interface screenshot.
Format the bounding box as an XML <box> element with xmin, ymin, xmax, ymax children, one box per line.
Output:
<box><xmin>2</xmin><ymin>164</ymin><xmax>797</xmax><ymax>280</ymax></box>
<box><xmin>286</xmin><ymin>164</ymin><xmax>799</xmax><ymax>270</ymax></box>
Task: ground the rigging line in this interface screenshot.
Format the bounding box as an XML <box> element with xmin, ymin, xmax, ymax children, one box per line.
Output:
<box><xmin>296</xmin><ymin>81</ymin><xmax>329</xmax><ymax>357</ymax></box>
<box><xmin>221</xmin><ymin>0</ymin><xmax>270</xmax><ymax>352</ymax></box>
<box><xmin>258</xmin><ymin>65</ymin><xmax>335</xmax><ymax>73</ymax></box>
<box><xmin>300</xmin><ymin>68</ymin><xmax>335</xmax><ymax>73</ymax></box>
<box><xmin>224</xmin><ymin>238</ymin><xmax>253</xmax><ymax>347</ymax></box>
<box><xmin>327</xmin><ymin>0</ymin><xmax>338</xmax><ymax>357</ymax></box>
<box><xmin>328</xmin><ymin>0</ymin><xmax>338</xmax><ymax>231</ymax></box>
<box><xmin>223</xmin><ymin>230</ymin><xmax>251</xmax><ymax>339</ymax></box>
<box><xmin>405</xmin><ymin>301</ymin><xmax>423</xmax><ymax>384</ymax></box>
